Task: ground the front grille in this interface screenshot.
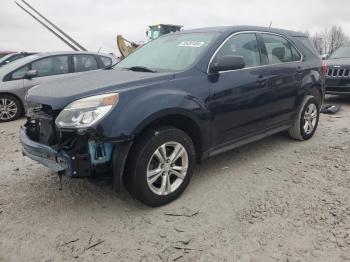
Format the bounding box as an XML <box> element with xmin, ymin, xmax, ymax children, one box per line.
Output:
<box><xmin>326</xmin><ymin>86</ymin><xmax>350</xmax><ymax>93</ymax></box>
<box><xmin>327</xmin><ymin>68</ymin><xmax>350</xmax><ymax>78</ymax></box>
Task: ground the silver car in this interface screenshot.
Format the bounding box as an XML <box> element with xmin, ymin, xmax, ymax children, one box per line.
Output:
<box><xmin>0</xmin><ymin>51</ymin><xmax>118</xmax><ymax>122</ymax></box>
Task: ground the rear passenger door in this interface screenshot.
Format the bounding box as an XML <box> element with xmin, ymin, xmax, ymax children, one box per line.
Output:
<box><xmin>257</xmin><ymin>33</ymin><xmax>303</xmax><ymax>127</ymax></box>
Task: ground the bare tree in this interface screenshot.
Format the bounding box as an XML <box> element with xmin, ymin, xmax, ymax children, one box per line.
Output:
<box><xmin>310</xmin><ymin>25</ymin><xmax>349</xmax><ymax>55</ymax></box>
<box><xmin>311</xmin><ymin>32</ymin><xmax>324</xmax><ymax>54</ymax></box>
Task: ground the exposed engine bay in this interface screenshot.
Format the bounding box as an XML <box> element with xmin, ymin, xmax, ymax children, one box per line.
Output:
<box><xmin>24</xmin><ymin>105</ymin><xmax>114</xmax><ymax>178</ymax></box>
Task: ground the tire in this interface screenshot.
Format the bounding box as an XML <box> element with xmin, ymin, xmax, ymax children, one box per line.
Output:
<box><xmin>124</xmin><ymin>126</ymin><xmax>196</xmax><ymax>207</ymax></box>
<box><xmin>288</xmin><ymin>95</ymin><xmax>320</xmax><ymax>141</ymax></box>
<box><xmin>0</xmin><ymin>94</ymin><xmax>22</xmax><ymax>122</ymax></box>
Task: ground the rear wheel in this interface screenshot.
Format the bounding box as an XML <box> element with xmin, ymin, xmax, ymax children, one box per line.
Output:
<box><xmin>0</xmin><ymin>94</ymin><xmax>22</xmax><ymax>122</ymax></box>
<box><xmin>288</xmin><ymin>95</ymin><xmax>320</xmax><ymax>140</ymax></box>
<box><xmin>125</xmin><ymin>126</ymin><xmax>195</xmax><ymax>207</ymax></box>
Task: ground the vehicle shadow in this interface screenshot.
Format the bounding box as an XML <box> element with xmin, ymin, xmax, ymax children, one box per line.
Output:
<box><xmin>38</xmin><ymin>131</ymin><xmax>295</xmax><ymax>212</ymax></box>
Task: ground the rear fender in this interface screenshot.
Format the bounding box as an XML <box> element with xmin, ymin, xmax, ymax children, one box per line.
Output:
<box><xmin>300</xmin><ymin>68</ymin><xmax>325</xmax><ymax>105</ymax></box>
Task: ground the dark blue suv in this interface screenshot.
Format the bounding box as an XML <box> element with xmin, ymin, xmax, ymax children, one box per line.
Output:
<box><xmin>20</xmin><ymin>26</ymin><xmax>325</xmax><ymax>206</ymax></box>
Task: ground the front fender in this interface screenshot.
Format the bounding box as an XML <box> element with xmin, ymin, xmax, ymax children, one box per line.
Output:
<box><xmin>99</xmin><ymin>87</ymin><xmax>211</xmax><ymax>141</ymax></box>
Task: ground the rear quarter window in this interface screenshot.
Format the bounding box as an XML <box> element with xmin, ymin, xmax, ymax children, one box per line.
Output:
<box><xmin>294</xmin><ymin>36</ymin><xmax>319</xmax><ymax>57</ymax></box>
<box><xmin>100</xmin><ymin>56</ymin><xmax>112</xmax><ymax>67</ymax></box>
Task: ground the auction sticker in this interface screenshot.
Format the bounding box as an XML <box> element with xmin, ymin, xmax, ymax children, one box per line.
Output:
<box><xmin>178</xmin><ymin>41</ymin><xmax>205</xmax><ymax>47</ymax></box>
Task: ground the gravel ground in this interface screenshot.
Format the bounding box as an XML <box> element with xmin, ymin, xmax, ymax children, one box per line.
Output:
<box><xmin>0</xmin><ymin>95</ymin><xmax>350</xmax><ymax>262</ymax></box>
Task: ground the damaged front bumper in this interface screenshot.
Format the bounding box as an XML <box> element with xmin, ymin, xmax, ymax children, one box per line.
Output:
<box><xmin>20</xmin><ymin>126</ymin><xmax>74</xmax><ymax>175</ymax></box>
<box><xmin>20</xmin><ymin>125</ymin><xmax>133</xmax><ymax>192</ymax></box>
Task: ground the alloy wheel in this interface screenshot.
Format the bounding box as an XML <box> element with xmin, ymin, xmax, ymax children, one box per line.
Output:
<box><xmin>147</xmin><ymin>142</ymin><xmax>189</xmax><ymax>196</ymax></box>
<box><xmin>0</xmin><ymin>98</ymin><xmax>18</xmax><ymax>121</ymax></box>
<box><xmin>303</xmin><ymin>103</ymin><xmax>318</xmax><ymax>135</ymax></box>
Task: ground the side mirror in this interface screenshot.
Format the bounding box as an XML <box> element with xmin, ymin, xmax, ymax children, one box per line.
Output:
<box><xmin>25</xmin><ymin>69</ymin><xmax>37</xmax><ymax>79</ymax></box>
<box><xmin>210</xmin><ymin>55</ymin><xmax>245</xmax><ymax>73</ymax></box>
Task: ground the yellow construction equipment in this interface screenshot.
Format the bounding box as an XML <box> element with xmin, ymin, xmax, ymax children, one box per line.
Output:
<box><xmin>117</xmin><ymin>24</ymin><xmax>183</xmax><ymax>59</ymax></box>
<box><xmin>116</xmin><ymin>35</ymin><xmax>139</xmax><ymax>59</ymax></box>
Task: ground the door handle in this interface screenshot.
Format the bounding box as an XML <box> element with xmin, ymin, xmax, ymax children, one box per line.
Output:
<box><xmin>296</xmin><ymin>67</ymin><xmax>304</xmax><ymax>74</ymax></box>
<box><xmin>256</xmin><ymin>75</ymin><xmax>267</xmax><ymax>85</ymax></box>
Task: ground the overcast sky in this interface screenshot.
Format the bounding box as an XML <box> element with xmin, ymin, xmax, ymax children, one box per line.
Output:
<box><xmin>1</xmin><ymin>0</ymin><xmax>350</xmax><ymax>56</ymax></box>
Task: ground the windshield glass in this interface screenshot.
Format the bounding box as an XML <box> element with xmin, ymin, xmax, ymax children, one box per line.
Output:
<box><xmin>0</xmin><ymin>54</ymin><xmax>13</xmax><ymax>64</ymax></box>
<box><xmin>0</xmin><ymin>54</ymin><xmax>39</xmax><ymax>75</ymax></box>
<box><xmin>330</xmin><ymin>46</ymin><xmax>350</xmax><ymax>59</ymax></box>
<box><xmin>115</xmin><ymin>32</ymin><xmax>219</xmax><ymax>72</ymax></box>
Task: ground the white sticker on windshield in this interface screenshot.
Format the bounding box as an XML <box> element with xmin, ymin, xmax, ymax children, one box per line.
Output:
<box><xmin>178</xmin><ymin>41</ymin><xmax>205</xmax><ymax>48</ymax></box>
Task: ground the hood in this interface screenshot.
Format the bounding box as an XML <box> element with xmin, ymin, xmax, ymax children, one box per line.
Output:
<box><xmin>27</xmin><ymin>69</ymin><xmax>174</xmax><ymax>110</ymax></box>
<box><xmin>324</xmin><ymin>57</ymin><xmax>350</xmax><ymax>67</ymax></box>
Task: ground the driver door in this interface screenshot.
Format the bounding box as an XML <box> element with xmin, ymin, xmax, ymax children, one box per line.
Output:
<box><xmin>207</xmin><ymin>33</ymin><xmax>274</xmax><ymax>147</ymax></box>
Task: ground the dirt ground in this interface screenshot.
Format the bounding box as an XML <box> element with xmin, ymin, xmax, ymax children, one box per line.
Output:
<box><xmin>0</xmin><ymin>95</ymin><xmax>350</xmax><ymax>262</ymax></box>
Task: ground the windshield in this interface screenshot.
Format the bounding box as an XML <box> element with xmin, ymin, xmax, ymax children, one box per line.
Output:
<box><xmin>0</xmin><ymin>54</ymin><xmax>15</xmax><ymax>64</ymax></box>
<box><xmin>329</xmin><ymin>45</ymin><xmax>350</xmax><ymax>59</ymax></box>
<box><xmin>0</xmin><ymin>54</ymin><xmax>39</xmax><ymax>75</ymax></box>
<box><xmin>115</xmin><ymin>32</ymin><xmax>219</xmax><ymax>72</ymax></box>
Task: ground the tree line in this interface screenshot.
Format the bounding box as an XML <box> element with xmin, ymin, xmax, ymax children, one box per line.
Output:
<box><xmin>306</xmin><ymin>25</ymin><xmax>349</xmax><ymax>55</ymax></box>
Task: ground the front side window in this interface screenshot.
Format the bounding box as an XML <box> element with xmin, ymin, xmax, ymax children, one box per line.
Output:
<box><xmin>115</xmin><ymin>32</ymin><xmax>219</xmax><ymax>72</ymax></box>
<box><xmin>73</xmin><ymin>55</ymin><xmax>98</xmax><ymax>72</ymax></box>
<box><xmin>213</xmin><ymin>33</ymin><xmax>261</xmax><ymax>68</ymax></box>
<box><xmin>12</xmin><ymin>65</ymin><xmax>29</xmax><ymax>80</ymax></box>
<box><xmin>261</xmin><ymin>34</ymin><xmax>301</xmax><ymax>64</ymax></box>
<box><xmin>31</xmin><ymin>56</ymin><xmax>68</xmax><ymax>77</ymax></box>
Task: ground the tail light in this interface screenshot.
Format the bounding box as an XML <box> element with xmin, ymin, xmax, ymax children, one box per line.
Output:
<box><xmin>322</xmin><ymin>64</ymin><xmax>328</xmax><ymax>76</ymax></box>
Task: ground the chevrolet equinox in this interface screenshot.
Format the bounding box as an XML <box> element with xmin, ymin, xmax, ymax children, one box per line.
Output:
<box><xmin>20</xmin><ymin>26</ymin><xmax>325</xmax><ymax>206</ymax></box>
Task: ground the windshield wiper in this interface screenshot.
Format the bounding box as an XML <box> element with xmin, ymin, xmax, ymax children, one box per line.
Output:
<box><xmin>124</xmin><ymin>66</ymin><xmax>157</xmax><ymax>73</ymax></box>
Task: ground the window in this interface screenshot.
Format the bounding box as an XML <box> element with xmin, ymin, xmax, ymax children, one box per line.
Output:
<box><xmin>8</xmin><ymin>54</ymin><xmax>24</xmax><ymax>62</ymax></box>
<box><xmin>73</xmin><ymin>55</ymin><xmax>98</xmax><ymax>72</ymax></box>
<box><xmin>31</xmin><ymin>56</ymin><xmax>68</xmax><ymax>77</ymax></box>
<box><xmin>213</xmin><ymin>33</ymin><xmax>261</xmax><ymax>68</ymax></box>
<box><xmin>329</xmin><ymin>46</ymin><xmax>350</xmax><ymax>59</ymax></box>
<box><xmin>0</xmin><ymin>54</ymin><xmax>22</xmax><ymax>66</ymax></box>
<box><xmin>11</xmin><ymin>65</ymin><xmax>29</xmax><ymax>80</ymax></box>
<box><xmin>101</xmin><ymin>56</ymin><xmax>112</xmax><ymax>67</ymax></box>
<box><xmin>295</xmin><ymin>36</ymin><xmax>319</xmax><ymax>56</ymax></box>
<box><xmin>292</xmin><ymin>47</ymin><xmax>301</xmax><ymax>61</ymax></box>
<box><xmin>261</xmin><ymin>34</ymin><xmax>301</xmax><ymax>64</ymax></box>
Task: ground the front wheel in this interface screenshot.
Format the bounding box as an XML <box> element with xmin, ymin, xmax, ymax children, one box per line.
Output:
<box><xmin>125</xmin><ymin>126</ymin><xmax>196</xmax><ymax>207</ymax></box>
<box><xmin>288</xmin><ymin>95</ymin><xmax>320</xmax><ymax>141</ymax></box>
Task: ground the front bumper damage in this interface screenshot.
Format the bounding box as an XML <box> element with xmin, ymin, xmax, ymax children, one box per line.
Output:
<box><xmin>20</xmin><ymin>126</ymin><xmax>73</xmax><ymax>174</ymax></box>
<box><xmin>20</xmin><ymin>124</ymin><xmax>133</xmax><ymax>192</ymax></box>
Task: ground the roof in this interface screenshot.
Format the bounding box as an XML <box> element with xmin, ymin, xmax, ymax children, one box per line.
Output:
<box><xmin>35</xmin><ymin>51</ymin><xmax>115</xmax><ymax>57</ymax></box>
<box><xmin>179</xmin><ymin>25</ymin><xmax>307</xmax><ymax>37</ymax></box>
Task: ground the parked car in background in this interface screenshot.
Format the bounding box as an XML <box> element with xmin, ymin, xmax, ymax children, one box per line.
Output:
<box><xmin>323</xmin><ymin>44</ymin><xmax>350</xmax><ymax>94</ymax></box>
<box><xmin>320</xmin><ymin>54</ymin><xmax>329</xmax><ymax>60</ymax></box>
<box><xmin>20</xmin><ymin>26</ymin><xmax>324</xmax><ymax>206</ymax></box>
<box><xmin>0</xmin><ymin>52</ymin><xmax>36</xmax><ymax>67</ymax></box>
<box><xmin>0</xmin><ymin>51</ymin><xmax>15</xmax><ymax>59</ymax></box>
<box><xmin>0</xmin><ymin>51</ymin><xmax>118</xmax><ymax>122</ymax></box>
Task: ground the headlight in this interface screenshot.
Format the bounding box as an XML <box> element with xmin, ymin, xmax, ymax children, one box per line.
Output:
<box><xmin>55</xmin><ymin>93</ymin><xmax>119</xmax><ymax>128</ymax></box>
